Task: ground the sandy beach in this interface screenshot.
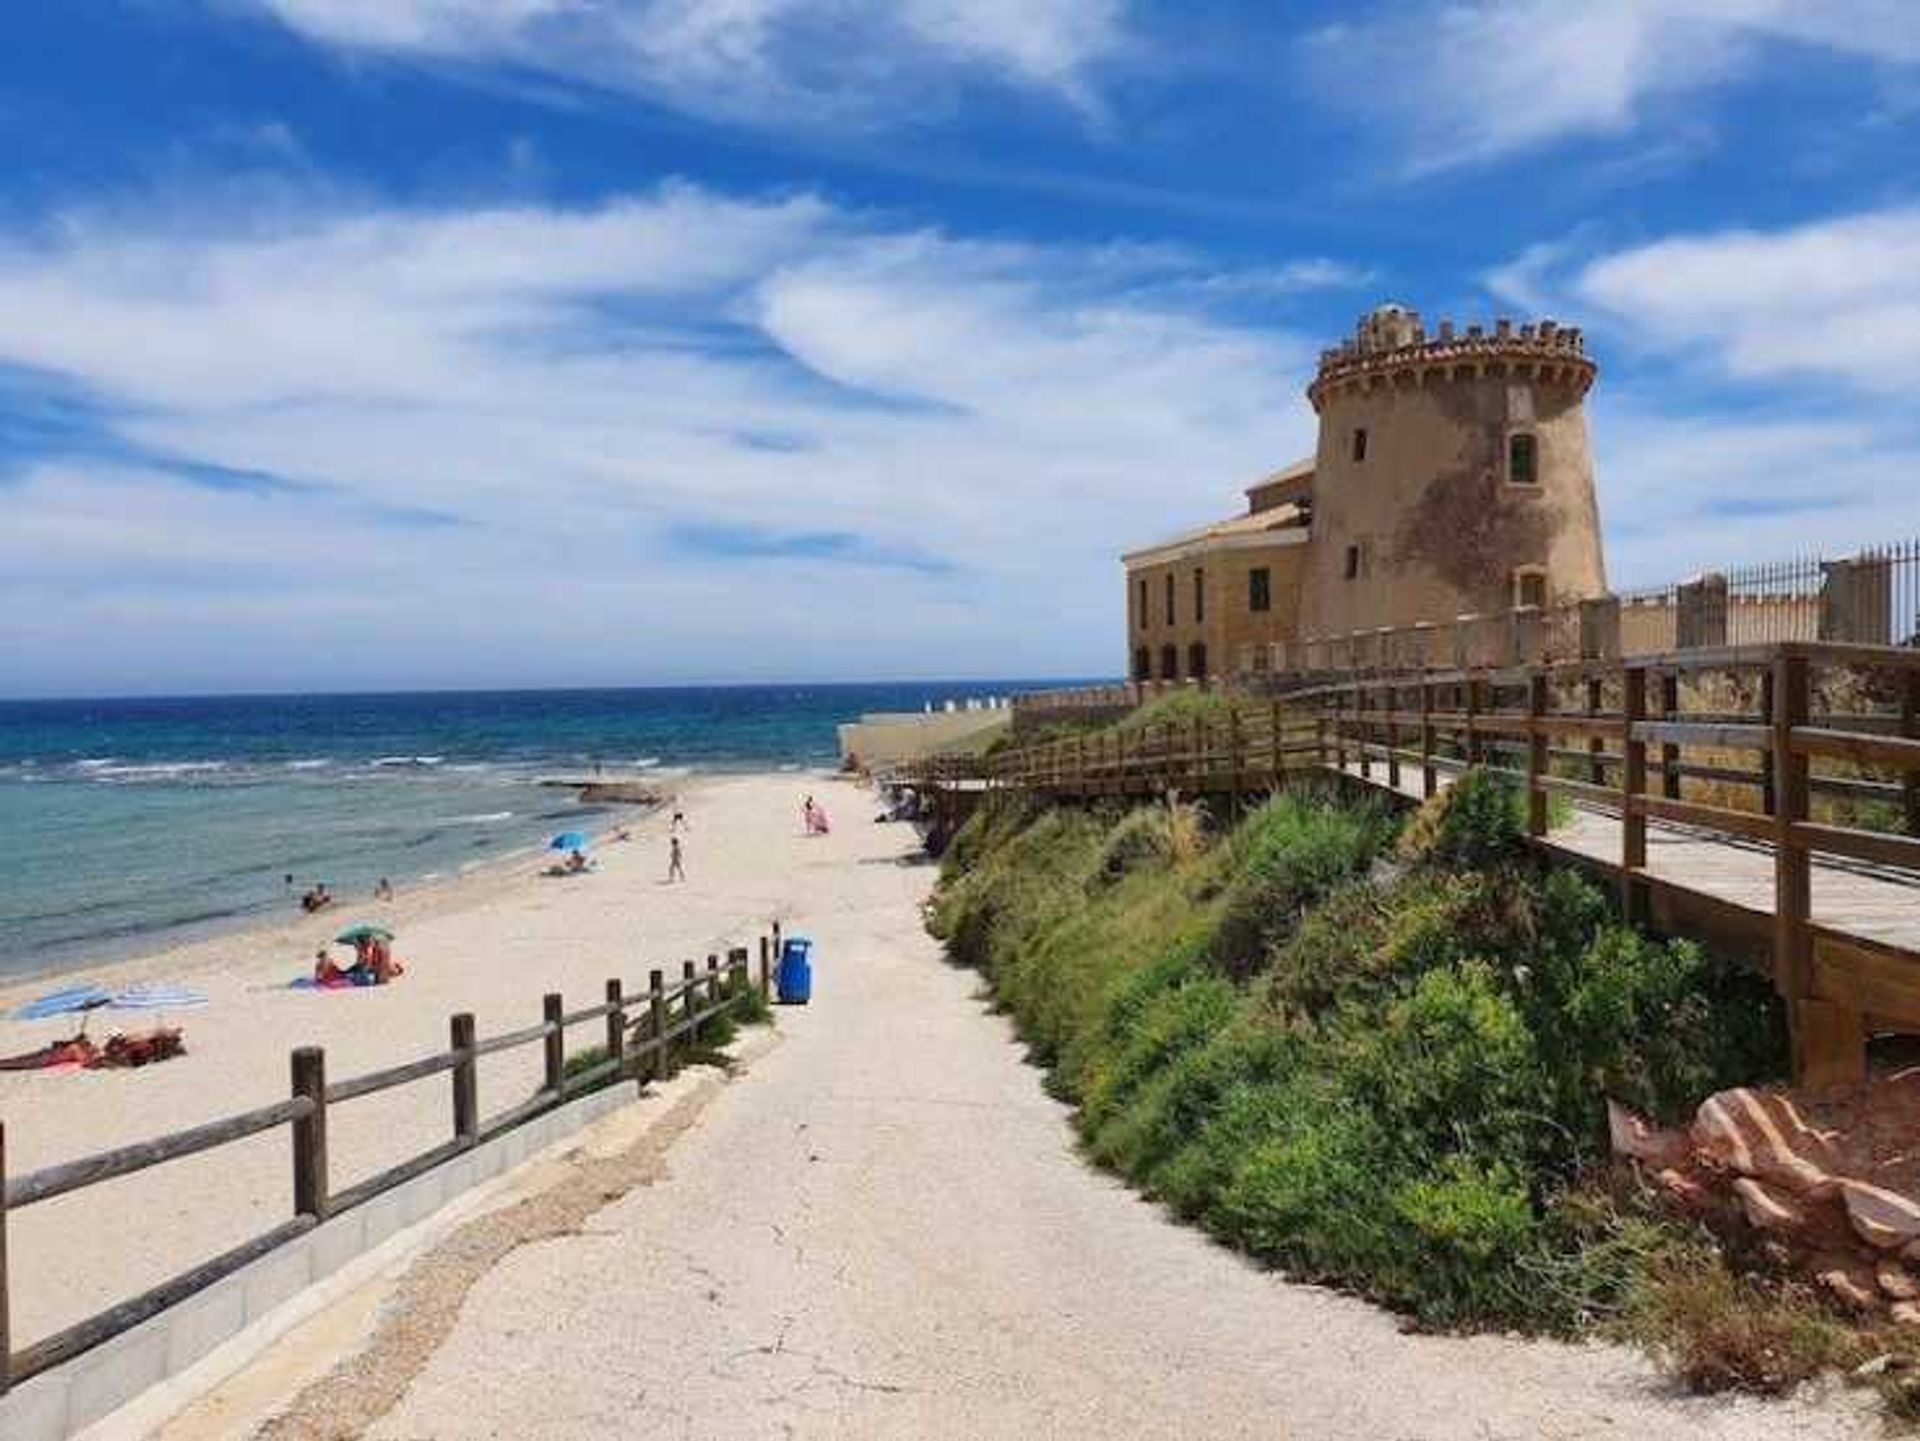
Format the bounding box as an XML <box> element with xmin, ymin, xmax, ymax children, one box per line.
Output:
<box><xmin>0</xmin><ymin>769</ymin><xmax>855</xmax><ymax>1351</ymax></box>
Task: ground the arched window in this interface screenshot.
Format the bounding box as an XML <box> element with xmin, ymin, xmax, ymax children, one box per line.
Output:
<box><xmin>1133</xmin><ymin>647</ymin><xmax>1151</xmax><ymax>681</ymax></box>
<box><xmin>1508</xmin><ymin>432</ymin><xmax>1539</xmax><ymax>486</ymax></box>
<box><xmin>1187</xmin><ymin>642</ymin><xmax>1209</xmax><ymax>680</ymax></box>
<box><xmin>1159</xmin><ymin>644</ymin><xmax>1179</xmax><ymax>681</ymax></box>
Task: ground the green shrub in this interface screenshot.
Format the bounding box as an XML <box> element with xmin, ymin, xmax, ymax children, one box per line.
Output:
<box><xmin>928</xmin><ymin>780</ymin><xmax>1795</xmax><ymax>1363</ymax></box>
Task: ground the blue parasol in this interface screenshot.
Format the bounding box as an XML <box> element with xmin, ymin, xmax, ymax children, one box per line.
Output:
<box><xmin>12</xmin><ymin>984</ymin><xmax>111</xmax><ymax>1021</ymax></box>
<box><xmin>12</xmin><ymin>982</ymin><xmax>207</xmax><ymax>1020</ymax></box>
<box><xmin>549</xmin><ymin>831</ymin><xmax>590</xmax><ymax>851</ymax></box>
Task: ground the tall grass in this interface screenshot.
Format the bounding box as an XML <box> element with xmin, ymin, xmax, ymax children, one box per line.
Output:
<box><xmin>930</xmin><ymin>770</ymin><xmax>1790</xmax><ymax>1336</ymax></box>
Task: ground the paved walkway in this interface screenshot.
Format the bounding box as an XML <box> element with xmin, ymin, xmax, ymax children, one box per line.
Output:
<box><xmin>265</xmin><ymin>812</ymin><xmax>1865</xmax><ymax>1440</ymax></box>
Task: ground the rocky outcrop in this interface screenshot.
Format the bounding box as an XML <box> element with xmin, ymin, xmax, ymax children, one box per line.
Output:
<box><xmin>1615</xmin><ymin>1077</ymin><xmax>1920</xmax><ymax>1316</ymax></box>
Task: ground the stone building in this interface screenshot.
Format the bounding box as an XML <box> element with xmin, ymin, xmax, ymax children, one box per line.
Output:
<box><xmin>1123</xmin><ymin>304</ymin><xmax>1607</xmax><ymax>680</ymax></box>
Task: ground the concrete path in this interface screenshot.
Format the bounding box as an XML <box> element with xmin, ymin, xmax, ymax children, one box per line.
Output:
<box><xmin>276</xmin><ymin>814</ymin><xmax>1867</xmax><ymax>1439</ymax></box>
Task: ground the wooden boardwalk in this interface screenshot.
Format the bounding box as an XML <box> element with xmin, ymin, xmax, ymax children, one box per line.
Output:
<box><xmin>1335</xmin><ymin>759</ymin><xmax>1920</xmax><ymax>954</ymax></box>
<box><xmin>904</xmin><ymin>639</ymin><xmax>1920</xmax><ymax>1085</ymax></box>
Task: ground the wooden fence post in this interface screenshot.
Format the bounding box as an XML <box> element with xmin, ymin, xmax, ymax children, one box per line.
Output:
<box><xmin>759</xmin><ymin>934</ymin><xmax>772</xmax><ymax>996</ymax></box>
<box><xmin>1385</xmin><ymin>682</ymin><xmax>1401</xmax><ymax>792</ymax></box>
<box><xmin>604</xmin><ymin>979</ymin><xmax>625</xmax><ymax>1074</ymax></box>
<box><xmin>1</xmin><ymin>1122</ymin><xmax>10</xmax><ymax>1395</ymax></box>
<box><xmin>1660</xmin><ymin>670</ymin><xmax>1682</xmax><ymax>802</ymax></box>
<box><xmin>682</xmin><ymin>960</ymin><xmax>699</xmax><ymax>1042</ymax></box>
<box><xmin>1904</xmin><ymin>671</ymin><xmax>1920</xmax><ymax>837</ymax></box>
<box><xmin>648</xmin><ymin>969</ymin><xmax>667</xmax><ymax>1079</ymax></box>
<box><xmin>1357</xmin><ymin>687</ymin><xmax>1372</xmax><ymax>781</ymax></box>
<box><xmin>706</xmin><ymin>954</ymin><xmax>720</xmax><ymax>1012</ymax></box>
<box><xmin>1465</xmin><ymin>677</ymin><xmax>1483</xmax><ymax>767</ymax></box>
<box><xmin>291</xmin><ymin>1046</ymin><xmax>328</xmax><ymax>1221</ymax></box>
<box><xmin>1586</xmin><ymin>676</ymin><xmax>1605</xmax><ymax>787</ymax></box>
<box><xmin>728</xmin><ymin>947</ymin><xmax>750</xmax><ymax>1002</ymax></box>
<box><xmin>450</xmin><ymin>1014</ymin><xmax>477</xmax><ymax>1143</ymax></box>
<box><xmin>1420</xmin><ymin>678</ymin><xmax>1436</xmax><ymax>798</ymax></box>
<box><xmin>1269</xmin><ymin>700</ymin><xmax>1284</xmax><ymax>787</ymax></box>
<box><xmin>1760</xmin><ymin>668</ymin><xmax>1778</xmax><ymax>819</ymax></box>
<box><xmin>1526</xmin><ymin>668</ymin><xmax>1549</xmax><ymax>836</ymax></box>
<box><xmin>1621</xmin><ymin>667</ymin><xmax>1648</xmax><ymax>922</ymax></box>
<box><xmin>542</xmin><ymin>993</ymin><xmax>564</xmax><ymax>1095</ymax></box>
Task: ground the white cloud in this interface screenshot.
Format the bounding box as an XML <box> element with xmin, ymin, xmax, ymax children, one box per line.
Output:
<box><xmin>0</xmin><ymin>182</ymin><xmax>1318</xmax><ymax>693</ymax></box>
<box><xmin>238</xmin><ymin>0</ymin><xmax>1128</xmax><ymax>129</ymax></box>
<box><xmin>1307</xmin><ymin>1</ymin><xmax>1920</xmax><ymax>171</ymax></box>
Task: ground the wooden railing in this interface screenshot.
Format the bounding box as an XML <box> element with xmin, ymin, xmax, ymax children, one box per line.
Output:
<box><xmin>0</xmin><ymin>934</ymin><xmax>783</xmax><ymax>1392</ymax></box>
<box><xmin>906</xmin><ymin>641</ymin><xmax>1920</xmax><ymax>1086</ymax></box>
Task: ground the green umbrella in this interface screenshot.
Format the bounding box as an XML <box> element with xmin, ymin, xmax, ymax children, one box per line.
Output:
<box><xmin>334</xmin><ymin>922</ymin><xmax>395</xmax><ymax>945</ymax></box>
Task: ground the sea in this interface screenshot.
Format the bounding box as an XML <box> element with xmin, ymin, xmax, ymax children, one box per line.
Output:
<box><xmin>0</xmin><ymin>684</ymin><xmax>1053</xmax><ymax>980</ymax></box>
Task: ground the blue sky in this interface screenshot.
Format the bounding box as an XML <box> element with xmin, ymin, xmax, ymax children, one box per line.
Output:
<box><xmin>6</xmin><ymin>2</ymin><xmax>1920</xmax><ymax>696</ymax></box>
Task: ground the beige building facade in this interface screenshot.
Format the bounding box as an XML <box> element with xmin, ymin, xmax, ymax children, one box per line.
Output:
<box><xmin>1123</xmin><ymin>304</ymin><xmax>1607</xmax><ymax>678</ymax></box>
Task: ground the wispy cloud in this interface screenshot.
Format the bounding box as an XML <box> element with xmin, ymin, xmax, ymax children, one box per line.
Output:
<box><xmin>0</xmin><ymin>180</ymin><xmax>1320</xmax><ymax>692</ymax></box>
<box><xmin>237</xmin><ymin>0</ymin><xmax>1131</xmax><ymax>131</ymax></box>
<box><xmin>1304</xmin><ymin>1</ymin><xmax>1920</xmax><ymax>173</ymax></box>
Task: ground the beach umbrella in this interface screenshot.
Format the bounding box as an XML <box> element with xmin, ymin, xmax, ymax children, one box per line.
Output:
<box><xmin>334</xmin><ymin>922</ymin><xmax>395</xmax><ymax>945</ymax></box>
<box><xmin>106</xmin><ymin>983</ymin><xmax>207</xmax><ymax>1011</ymax></box>
<box><xmin>549</xmin><ymin>830</ymin><xmax>590</xmax><ymax>851</ymax></box>
<box><xmin>12</xmin><ymin>984</ymin><xmax>111</xmax><ymax>1021</ymax></box>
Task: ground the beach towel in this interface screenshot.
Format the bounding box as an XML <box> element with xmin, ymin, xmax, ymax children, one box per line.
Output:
<box><xmin>0</xmin><ymin>1034</ymin><xmax>99</xmax><ymax>1071</ymax></box>
<box><xmin>109</xmin><ymin>983</ymin><xmax>208</xmax><ymax>1010</ymax></box>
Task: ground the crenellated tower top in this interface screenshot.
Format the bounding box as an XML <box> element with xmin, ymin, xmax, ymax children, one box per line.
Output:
<box><xmin>1307</xmin><ymin>303</ymin><xmax>1595</xmax><ymax>411</ymax></box>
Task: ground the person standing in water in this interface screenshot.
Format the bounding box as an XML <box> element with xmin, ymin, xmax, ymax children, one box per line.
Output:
<box><xmin>667</xmin><ymin>834</ymin><xmax>686</xmax><ymax>883</ymax></box>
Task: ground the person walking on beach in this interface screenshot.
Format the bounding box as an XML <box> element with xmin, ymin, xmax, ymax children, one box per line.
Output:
<box><xmin>670</xmin><ymin>801</ymin><xmax>688</xmax><ymax>833</ymax></box>
<box><xmin>667</xmin><ymin>834</ymin><xmax>686</xmax><ymax>883</ymax></box>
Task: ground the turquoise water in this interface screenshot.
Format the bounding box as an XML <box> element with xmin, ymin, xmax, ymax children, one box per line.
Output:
<box><xmin>0</xmin><ymin>684</ymin><xmax>1049</xmax><ymax>976</ymax></box>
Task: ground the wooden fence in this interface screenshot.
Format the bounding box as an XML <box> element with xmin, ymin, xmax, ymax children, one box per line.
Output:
<box><xmin>904</xmin><ymin>640</ymin><xmax>1920</xmax><ymax>1088</ymax></box>
<box><xmin>0</xmin><ymin>932</ymin><xmax>785</xmax><ymax>1393</ymax></box>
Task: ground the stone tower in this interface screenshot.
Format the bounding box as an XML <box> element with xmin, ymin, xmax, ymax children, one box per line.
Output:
<box><xmin>1296</xmin><ymin>303</ymin><xmax>1606</xmax><ymax>639</ymax></box>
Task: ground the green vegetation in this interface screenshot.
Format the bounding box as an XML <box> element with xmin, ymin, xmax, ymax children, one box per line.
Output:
<box><xmin>555</xmin><ymin>975</ymin><xmax>773</xmax><ymax>1097</ymax></box>
<box><xmin>930</xmin><ymin>771</ymin><xmax>1793</xmax><ymax>1344</ymax></box>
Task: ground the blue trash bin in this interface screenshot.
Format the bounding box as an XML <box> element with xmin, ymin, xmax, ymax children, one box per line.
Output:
<box><xmin>777</xmin><ymin>934</ymin><xmax>813</xmax><ymax>1005</ymax></box>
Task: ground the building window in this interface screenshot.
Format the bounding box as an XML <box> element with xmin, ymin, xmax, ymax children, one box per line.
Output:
<box><xmin>1352</xmin><ymin>427</ymin><xmax>1368</xmax><ymax>462</ymax></box>
<box><xmin>1159</xmin><ymin>644</ymin><xmax>1179</xmax><ymax>681</ymax></box>
<box><xmin>1133</xmin><ymin>647</ymin><xmax>1151</xmax><ymax>681</ymax></box>
<box><xmin>1188</xmin><ymin>642</ymin><xmax>1209</xmax><ymax>680</ymax></box>
<box><xmin>1344</xmin><ymin>543</ymin><xmax>1362</xmax><ymax>580</ymax></box>
<box><xmin>1193</xmin><ymin>568</ymin><xmax>1205</xmax><ymax>623</ymax></box>
<box><xmin>1509</xmin><ymin>432</ymin><xmax>1539</xmax><ymax>486</ymax></box>
<box><xmin>1513</xmin><ymin>567</ymin><xmax>1548</xmax><ymax>609</ymax></box>
<box><xmin>1136</xmin><ymin>577</ymin><xmax>1147</xmax><ymax>630</ymax></box>
<box><xmin>1248</xmin><ymin>566</ymin><xmax>1272</xmax><ymax>613</ymax></box>
<box><xmin>1164</xmin><ymin>573</ymin><xmax>1176</xmax><ymax>627</ymax></box>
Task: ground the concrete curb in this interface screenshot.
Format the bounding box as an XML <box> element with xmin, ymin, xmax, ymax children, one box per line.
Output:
<box><xmin>6</xmin><ymin>1026</ymin><xmax>780</xmax><ymax>1441</ymax></box>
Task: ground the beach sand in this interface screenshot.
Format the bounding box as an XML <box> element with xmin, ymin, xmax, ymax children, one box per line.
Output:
<box><xmin>0</xmin><ymin>769</ymin><xmax>859</xmax><ymax>1351</ymax></box>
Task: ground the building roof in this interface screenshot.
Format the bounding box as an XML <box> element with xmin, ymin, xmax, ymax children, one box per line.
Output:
<box><xmin>1245</xmin><ymin>455</ymin><xmax>1315</xmax><ymax>494</ymax></box>
<box><xmin>1122</xmin><ymin>500</ymin><xmax>1310</xmax><ymax>568</ymax></box>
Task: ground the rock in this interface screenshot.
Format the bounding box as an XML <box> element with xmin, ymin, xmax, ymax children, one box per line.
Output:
<box><xmin>1816</xmin><ymin>1258</ymin><xmax>1882</xmax><ymax>1313</ymax></box>
<box><xmin>1731</xmin><ymin>1176</ymin><xmax>1804</xmax><ymax>1233</ymax></box>
<box><xmin>1607</xmin><ymin>1099</ymin><xmax>1691</xmax><ymax>1169</ymax></box>
<box><xmin>1843</xmin><ymin>1180</ymin><xmax>1920</xmax><ymax>1250</ymax></box>
<box><xmin>1692</xmin><ymin>1088</ymin><xmax>1839</xmax><ymax>1199</ymax></box>
<box><xmin>1879</xmin><ymin>1259</ymin><xmax>1920</xmax><ymax>1301</ymax></box>
<box><xmin>1855</xmin><ymin>1353</ymin><xmax>1900</xmax><ymax>1379</ymax></box>
<box><xmin>1904</xmin><ymin>1237</ymin><xmax>1920</xmax><ymax>1265</ymax></box>
<box><xmin>1894</xmin><ymin>1302</ymin><xmax>1920</xmax><ymax>1330</ymax></box>
<box><xmin>1655</xmin><ymin>1167</ymin><xmax>1712</xmax><ymax>1210</ymax></box>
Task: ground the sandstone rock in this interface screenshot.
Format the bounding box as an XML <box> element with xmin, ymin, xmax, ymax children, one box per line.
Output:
<box><xmin>1894</xmin><ymin>1302</ymin><xmax>1920</xmax><ymax>1330</ymax></box>
<box><xmin>1878</xmin><ymin>1258</ymin><xmax>1920</xmax><ymax>1301</ymax></box>
<box><xmin>1691</xmin><ymin>1088</ymin><xmax>1839</xmax><ymax>1199</ymax></box>
<box><xmin>1654</xmin><ymin>1167</ymin><xmax>1711</xmax><ymax>1210</ymax></box>
<box><xmin>1843</xmin><ymin>1180</ymin><xmax>1920</xmax><ymax>1250</ymax></box>
<box><xmin>1816</xmin><ymin>1257</ymin><xmax>1882</xmax><ymax>1313</ymax></box>
<box><xmin>1607</xmin><ymin>1099</ymin><xmax>1690</xmax><ymax>1169</ymax></box>
<box><xmin>1731</xmin><ymin>1176</ymin><xmax>1804</xmax><ymax>1233</ymax></box>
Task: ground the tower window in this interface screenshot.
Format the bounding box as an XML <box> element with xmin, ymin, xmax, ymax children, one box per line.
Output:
<box><xmin>1248</xmin><ymin>566</ymin><xmax>1272</xmax><ymax>613</ymax></box>
<box><xmin>1344</xmin><ymin>544</ymin><xmax>1362</xmax><ymax>580</ymax></box>
<box><xmin>1193</xmin><ymin>567</ymin><xmax>1205</xmax><ymax>623</ymax></box>
<box><xmin>1513</xmin><ymin>568</ymin><xmax>1548</xmax><ymax>609</ymax></box>
<box><xmin>1164</xmin><ymin>573</ymin><xmax>1176</xmax><ymax>626</ymax></box>
<box><xmin>1352</xmin><ymin>427</ymin><xmax>1368</xmax><ymax>462</ymax></box>
<box><xmin>1508</xmin><ymin>432</ymin><xmax>1539</xmax><ymax>486</ymax></box>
